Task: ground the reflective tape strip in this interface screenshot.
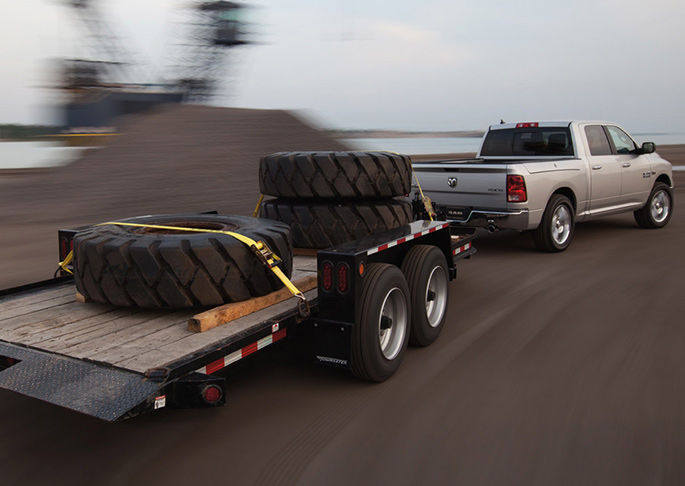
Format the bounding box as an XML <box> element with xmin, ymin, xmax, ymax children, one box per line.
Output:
<box><xmin>453</xmin><ymin>242</ymin><xmax>472</xmax><ymax>255</ymax></box>
<box><xmin>200</xmin><ymin>328</ymin><xmax>287</xmax><ymax>375</ymax></box>
<box><xmin>366</xmin><ymin>222</ymin><xmax>449</xmax><ymax>255</ymax></box>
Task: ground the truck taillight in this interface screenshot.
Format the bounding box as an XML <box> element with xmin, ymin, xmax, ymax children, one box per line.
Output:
<box><xmin>507</xmin><ymin>175</ymin><xmax>527</xmax><ymax>202</ymax></box>
<box><xmin>516</xmin><ymin>122</ymin><xmax>539</xmax><ymax>128</ymax></box>
<box><xmin>336</xmin><ymin>263</ymin><xmax>349</xmax><ymax>294</ymax></box>
<box><xmin>322</xmin><ymin>261</ymin><xmax>333</xmax><ymax>292</ymax></box>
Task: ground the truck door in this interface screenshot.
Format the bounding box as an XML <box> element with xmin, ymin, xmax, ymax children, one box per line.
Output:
<box><xmin>605</xmin><ymin>125</ymin><xmax>652</xmax><ymax>205</ymax></box>
<box><xmin>583</xmin><ymin>125</ymin><xmax>621</xmax><ymax>211</ymax></box>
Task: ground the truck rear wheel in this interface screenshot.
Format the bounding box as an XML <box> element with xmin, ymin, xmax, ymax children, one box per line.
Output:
<box><xmin>73</xmin><ymin>214</ymin><xmax>293</xmax><ymax>309</ymax></box>
<box><xmin>634</xmin><ymin>182</ymin><xmax>673</xmax><ymax>229</ymax></box>
<box><xmin>350</xmin><ymin>263</ymin><xmax>411</xmax><ymax>382</ymax></box>
<box><xmin>401</xmin><ymin>245</ymin><xmax>449</xmax><ymax>346</ymax></box>
<box><xmin>532</xmin><ymin>194</ymin><xmax>575</xmax><ymax>252</ymax></box>
<box><xmin>259</xmin><ymin>151</ymin><xmax>412</xmax><ymax>199</ymax></box>
<box><xmin>260</xmin><ymin>198</ymin><xmax>412</xmax><ymax>249</ymax></box>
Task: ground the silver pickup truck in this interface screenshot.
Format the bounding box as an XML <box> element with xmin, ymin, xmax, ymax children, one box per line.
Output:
<box><xmin>412</xmin><ymin>121</ymin><xmax>674</xmax><ymax>251</ymax></box>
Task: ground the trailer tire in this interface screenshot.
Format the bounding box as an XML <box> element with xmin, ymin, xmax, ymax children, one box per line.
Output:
<box><xmin>634</xmin><ymin>182</ymin><xmax>673</xmax><ymax>229</ymax></box>
<box><xmin>259</xmin><ymin>151</ymin><xmax>413</xmax><ymax>199</ymax></box>
<box><xmin>401</xmin><ymin>245</ymin><xmax>449</xmax><ymax>346</ymax></box>
<box><xmin>260</xmin><ymin>198</ymin><xmax>412</xmax><ymax>249</ymax></box>
<box><xmin>532</xmin><ymin>194</ymin><xmax>575</xmax><ymax>252</ymax></box>
<box><xmin>73</xmin><ymin>214</ymin><xmax>293</xmax><ymax>309</ymax></box>
<box><xmin>350</xmin><ymin>263</ymin><xmax>410</xmax><ymax>382</ymax></box>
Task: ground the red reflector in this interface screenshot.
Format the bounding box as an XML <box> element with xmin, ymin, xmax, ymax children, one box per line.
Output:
<box><xmin>322</xmin><ymin>262</ymin><xmax>333</xmax><ymax>292</ymax></box>
<box><xmin>507</xmin><ymin>175</ymin><xmax>527</xmax><ymax>202</ymax></box>
<box><xmin>60</xmin><ymin>238</ymin><xmax>67</xmax><ymax>260</ymax></box>
<box><xmin>336</xmin><ymin>263</ymin><xmax>349</xmax><ymax>294</ymax></box>
<box><xmin>202</xmin><ymin>385</ymin><xmax>223</xmax><ymax>404</ymax></box>
<box><xmin>516</xmin><ymin>122</ymin><xmax>539</xmax><ymax>128</ymax></box>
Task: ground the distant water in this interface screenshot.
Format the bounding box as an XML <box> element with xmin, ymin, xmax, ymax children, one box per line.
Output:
<box><xmin>343</xmin><ymin>137</ymin><xmax>482</xmax><ymax>155</ymax></box>
<box><xmin>0</xmin><ymin>141</ymin><xmax>87</xmax><ymax>170</ymax></box>
<box><xmin>345</xmin><ymin>133</ymin><xmax>685</xmax><ymax>155</ymax></box>
<box><xmin>632</xmin><ymin>133</ymin><xmax>685</xmax><ymax>146</ymax></box>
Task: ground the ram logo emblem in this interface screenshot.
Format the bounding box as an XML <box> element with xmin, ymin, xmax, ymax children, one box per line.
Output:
<box><xmin>447</xmin><ymin>177</ymin><xmax>457</xmax><ymax>188</ymax></box>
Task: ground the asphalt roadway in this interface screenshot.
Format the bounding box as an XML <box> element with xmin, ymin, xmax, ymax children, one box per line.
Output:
<box><xmin>1</xmin><ymin>178</ymin><xmax>684</xmax><ymax>486</ymax></box>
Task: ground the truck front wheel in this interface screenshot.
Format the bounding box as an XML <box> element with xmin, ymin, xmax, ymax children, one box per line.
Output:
<box><xmin>350</xmin><ymin>263</ymin><xmax>411</xmax><ymax>382</ymax></box>
<box><xmin>533</xmin><ymin>194</ymin><xmax>575</xmax><ymax>252</ymax></box>
<box><xmin>634</xmin><ymin>182</ymin><xmax>673</xmax><ymax>229</ymax></box>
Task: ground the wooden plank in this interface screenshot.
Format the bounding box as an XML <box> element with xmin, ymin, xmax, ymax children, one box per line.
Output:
<box><xmin>5</xmin><ymin>307</ymin><xmax>136</xmax><ymax>345</ymax></box>
<box><xmin>62</xmin><ymin>312</ymin><xmax>189</xmax><ymax>360</ymax></box>
<box><xmin>188</xmin><ymin>275</ymin><xmax>317</xmax><ymax>333</ymax></box>
<box><xmin>0</xmin><ymin>283</ymin><xmax>74</xmax><ymax>313</ymax></box>
<box><xmin>26</xmin><ymin>309</ymin><xmax>163</xmax><ymax>350</ymax></box>
<box><xmin>116</xmin><ymin>288</ymin><xmax>318</xmax><ymax>373</ymax></box>
<box><xmin>0</xmin><ymin>293</ymin><xmax>75</xmax><ymax>321</ymax></box>
<box><xmin>0</xmin><ymin>300</ymin><xmax>113</xmax><ymax>335</ymax></box>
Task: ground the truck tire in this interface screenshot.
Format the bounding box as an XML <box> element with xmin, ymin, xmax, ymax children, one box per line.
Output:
<box><xmin>401</xmin><ymin>245</ymin><xmax>449</xmax><ymax>346</ymax></box>
<box><xmin>260</xmin><ymin>198</ymin><xmax>412</xmax><ymax>249</ymax></box>
<box><xmin>73</xmin><ymin>214</ymin><xmax>293</xmax><ymax>309</ymax></box>
<box><xmin>634</xmin><ymin>182</ymin><xmax>673</xmax><ymax>229</ymax></box>
<box><xmin>259</xmin><ymin>151</ymin><xmax>412</xmax><ymax>199</ymax></box>
<box><xmin>532</xmin><ymin>194</ymin><xmax>575</xmax><ymax>252</ymax></box>
<box><xmin>350</xmin><ymin>263</ymin><xmax>411</xmax><ymax>382</ymax></box>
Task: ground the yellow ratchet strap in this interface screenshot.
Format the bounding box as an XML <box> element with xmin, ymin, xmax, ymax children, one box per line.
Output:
<box><xmin>95</xmin><ymin>221</ymin><xmax>306</xmax><ymax>303</ymax></box>
<box><xmin>413</xmin><ymin>172</ymin><xmax>435</xmax><ymax>221</ymax></box>
<box><xmin>58</xmin><ymin>250</ymin><xmax>74</xmax><ymax>275</ymax></box>
<box><xmin>252</xmin><ymin>194</ymin><xmax>265</xmax><ymax>218</ymax></box>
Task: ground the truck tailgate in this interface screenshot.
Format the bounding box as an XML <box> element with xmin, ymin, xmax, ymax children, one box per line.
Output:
<box><xmin>412</xmin><ymin>163</ymin><xmax>509</xmax><ymax>213</ymax></box>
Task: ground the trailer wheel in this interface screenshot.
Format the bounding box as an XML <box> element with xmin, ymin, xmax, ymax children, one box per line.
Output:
<box><xmin>532</xmin><ymin>194</ymin><xmax>575</xmax><ymax>252</ymax></box>
<box><xmin>73</xmin><ymin>214</ymin><xmax>292</xmax><ymax>309</ymax></box>
<box><xmin>634</xmin><ymin>182</ymin><xmax>673</xmax><ymax>229</ymax></box>
<box><xmin>401</xmin><ymin>245</ymin><xmax>449</xmax><ymax>346</ymax></box>
<box><xmin>260</xmin><ymin>198</ymin><xmax>412</xmax><ymax>249</ymax></box>
<box><xmin>259</xmin><ymin>151</ymin><xmax>412</xmax><ymax>199</ymax></box>
<box><xmin>350</xmin><ymin>263</ymin><xmax>410</xmax><ymax>382</ymax></box>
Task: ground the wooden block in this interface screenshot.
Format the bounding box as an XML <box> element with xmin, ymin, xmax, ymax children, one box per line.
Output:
<box><xmin>188</xmin><ymin>275</ymin><xmax>318</xmax><ymax>333</ymax></box>
<box><xmin>293</xmin><ymin>247</ymin><xmax>319</xmax><ymax>257</ymax></box>
<box><xmin>75</xmin><ymin>291</ymin><xmax>88</xmax><ymax>303</ymax></box>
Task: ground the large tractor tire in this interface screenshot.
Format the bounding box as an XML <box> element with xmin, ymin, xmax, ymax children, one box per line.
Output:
<box><xmin>259</xmin><ymin>151</ymin><xmax>413</xmax><ymax>200</ymax></box>
<box><xmin>260</xmin><ymin>198</ymin><xmax>412</xmax><ymax>249</ymax></box>
<box><xmin>73</xmin><ymin>214</ymin><xmax>293</xmax><ymax>309</ymax></box>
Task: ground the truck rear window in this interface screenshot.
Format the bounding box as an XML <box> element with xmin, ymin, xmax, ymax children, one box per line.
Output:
<box><xmin>481</xmin><ymin>127</ymin><xmax>574</xmax><ymax>156</ymax></box>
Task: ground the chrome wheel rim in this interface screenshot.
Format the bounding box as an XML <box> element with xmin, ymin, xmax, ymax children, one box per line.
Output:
<box><xmin>425</xmin><ymin>266</ymin><xmax>447</xmax><ymax>328</ymax></box>
<box><xmin>551</xmin><ymin>205</ymin><xmax>572</xmax><ymax>245</ymax></box>
<box><xmin>378</xmin><ymin>287</ymin><xmax>408</xmax><ymax>360</ymax></box>
<box><xmin>650</xmin><ymin>190</ymin><xmax>670</xmax><ymax>223</ymax></box>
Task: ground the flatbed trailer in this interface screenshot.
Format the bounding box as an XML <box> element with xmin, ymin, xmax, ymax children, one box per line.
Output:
<box><xmin>0</xmin><ymin>220</ymin><xmax>475</xmax><ymax>421</ymax></box>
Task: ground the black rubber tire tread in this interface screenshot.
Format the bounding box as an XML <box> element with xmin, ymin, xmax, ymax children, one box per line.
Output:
<box><xmin>350</xmin><ymin>263</ymin><xmax>410</xmax><ymax>382</ymax></box>
<box><xmin>259</xmin><ymin>151</ymin><xmax>413</xmax><ymax>199</ymax></box>
<box><xmin>260</xmin><ymin>198</ymin><xmax>412</xmax><ymax>249</ymax></box>
<box><xmin>73</xmin><ymin>214</ymin><xmax>293</xmax><ymax>309</ymax></box>
<box><xmin>634</xmin><ymin>182</ymin><xmax>673</xmax><ymax>229</ymax></box>
<box><xmin>532</xmin><ymin>194</ymin><xmax>575</xmax><ymax>252</ymax></box>
<box><xmin>401</xmin><ymin>245</ymin><xmax>449</xmax><ymax>346</ymax></box>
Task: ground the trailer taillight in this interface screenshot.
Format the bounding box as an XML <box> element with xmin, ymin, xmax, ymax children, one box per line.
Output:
<box><xmin>336</xmin><ymin>263</ymin><xmax>349</xmax><ymax>294</ymax></box>
<box><xmin>201</xmin><ymin>384</ymin><xmax>223</xmax><ymax>405</ymax></box>
<box><xmin>507</xmin><ymin>175</ymin><xmax>527</xmax><ymax>202</ymax></box>
<box><xmin>322</xmin><ymin>261</ymin><xmax>333</xmax><ymax>292</ymax></box>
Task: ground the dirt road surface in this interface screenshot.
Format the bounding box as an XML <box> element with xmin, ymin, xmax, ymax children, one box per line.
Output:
<box><xmin>1</xmin><ymin>135</ymin><xmax>684</xmax><ymax>484</ymax></box>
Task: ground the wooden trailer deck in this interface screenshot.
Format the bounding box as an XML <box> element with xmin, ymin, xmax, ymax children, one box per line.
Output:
<box><xmin>0</xmin><ymin>256</ymin><xmax>317</xmax><ymax>374</ymax></box>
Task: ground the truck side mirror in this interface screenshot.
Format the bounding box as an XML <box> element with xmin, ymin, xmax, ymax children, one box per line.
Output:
<box><xmin>641</xmin><ymin>142</ymin><xmax>656</xmax><ymax>154</ymax></box>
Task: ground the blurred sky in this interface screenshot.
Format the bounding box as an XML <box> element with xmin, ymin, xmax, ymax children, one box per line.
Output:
<box><xmin>1</xmin><ymin>0</ymin><xmax>684</xmax><ymax>132</ymax></box>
